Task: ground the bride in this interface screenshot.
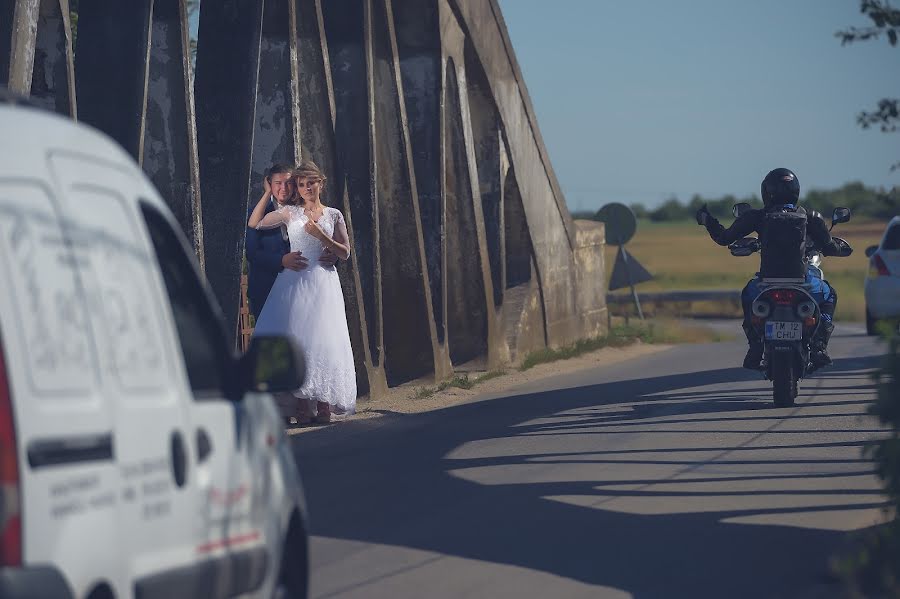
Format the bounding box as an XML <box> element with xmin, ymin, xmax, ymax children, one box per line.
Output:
<box><xmin>248</xmin><ymin>160</ymin><xmax>357</xmax><ymax>422</ymax></box>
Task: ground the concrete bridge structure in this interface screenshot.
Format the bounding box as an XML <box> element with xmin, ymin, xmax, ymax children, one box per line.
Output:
<box><xmin>1</xmin><ymin>0</ymin><xmax>608</xmax><ymax>398</ymax></box>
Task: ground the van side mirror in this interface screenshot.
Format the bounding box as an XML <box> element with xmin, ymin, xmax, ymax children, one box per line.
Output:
<box><xmin>865</xmin><ymin>245</ymin><xmax>878</xmax><ymax>258</ymax></box>
<box><xmin>732</xmin><ymin>203</ymin><xmax>752</xmax><ymax>218</ymax></box>
<box><xmin>831</xmin><ymin>207</ymin><xmax>851</xmax><ymax>227</ymax></box>
<box><xmin>238</xmin><ymin>335</ymin><xmax>305</xmax><ymax>396</ymax></box>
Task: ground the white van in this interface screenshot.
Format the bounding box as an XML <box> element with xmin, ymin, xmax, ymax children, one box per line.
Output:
<box><xmin>0</xmin><ymin>93</ymin><xmax>309</xmax><ymax>598</ymax></box>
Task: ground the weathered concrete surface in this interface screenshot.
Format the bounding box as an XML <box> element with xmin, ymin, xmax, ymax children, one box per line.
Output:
<box><xmin>194</xmin><ymin>0</ymin><xmax>264</xmax><ymax>343</ymax></box>
<box><xmin>574</xmin><ymin>220</ymin><xmax>608</xmax><ymax>340</ymax></box>
<box><xmin>448</xmin><ymin>0</ymin><xmax>583</xmax><ymax>349</ymax></box>
<box><xmin>294</xmin><ymin>0</ymin><xmax>379</xmax><ymax>397</ymax></box>
<box><xmin>3</xmin><ymin>0</ymin><xmax>609</xmax><ymax>397</ymax></box>
<box><xmin>74</xmin><ymin>0</ymin><xmax>152</xmax><ymax>161</ymax></box>
<box><xmin>5</xmin><ymin>0</ymin><xmax>39</xmax><ymax>95</ymax></box>
<box><xmin>142</xmin><ymin>0</ymin><xmax>204</xmax><ymax>264</ymax></box>
<box><xmin>28</xmin><ymin>0</ymin><xmax>75</xmax><ymax>117</ymax></box>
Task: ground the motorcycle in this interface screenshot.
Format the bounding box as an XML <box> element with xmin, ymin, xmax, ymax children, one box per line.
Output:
<box><xmin>728</xmin><ymin>205</ymin><xmax>853</xmax><ymax>407</ymax></box>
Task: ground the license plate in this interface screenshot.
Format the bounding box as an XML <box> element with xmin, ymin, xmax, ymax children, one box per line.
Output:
<box><xmin>765</xmin><ymin>321</ymin><xmax>802</xmax><ymax>341</ymax></box>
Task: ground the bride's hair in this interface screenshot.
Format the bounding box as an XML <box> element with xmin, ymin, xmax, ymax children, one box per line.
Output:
<box><xmin>293</xmin><ymin>160</ymin><xmax>327</xmax><ymax>204</ymax></box>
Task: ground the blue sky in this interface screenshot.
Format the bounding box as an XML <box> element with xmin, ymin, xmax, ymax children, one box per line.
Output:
<box><xmin>497</xmin><ymin>0</ymin><xmax>900</xmax><ymax>211</ymax></box>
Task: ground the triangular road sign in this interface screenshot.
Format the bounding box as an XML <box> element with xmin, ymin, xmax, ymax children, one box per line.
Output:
<box><xmin>609</xmin><ymin>246</ymin><xmax>653</xmax><ymax>291</ymax></box>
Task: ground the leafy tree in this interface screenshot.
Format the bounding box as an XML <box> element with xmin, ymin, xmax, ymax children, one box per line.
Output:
<box><xmin>837</xmin><ymin>0</ymin><xmax>900</xmax><ymax>170</ymax></box>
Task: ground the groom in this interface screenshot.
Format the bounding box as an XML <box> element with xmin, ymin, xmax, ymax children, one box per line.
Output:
<box><xmin>246</xmin><ymin>163</ymin><xmax>296</xmax><ymax>320</ymax></box>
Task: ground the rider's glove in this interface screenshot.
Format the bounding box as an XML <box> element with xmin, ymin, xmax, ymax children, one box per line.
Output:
<box><xmin>695</xmin><ymin>204</ymin><xmax>711</xmax><ymax>226</ymax></box>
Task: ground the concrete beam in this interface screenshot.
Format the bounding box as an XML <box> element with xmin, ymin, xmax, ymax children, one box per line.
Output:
<box><xmin>372</xmin><ymin>0</ymin><xmax>450</xmax><ymax>385</ymax></box>
<box><xmin>440</xmin><ymin>0</ymin><xmax>506</xmax><ymax>368</ymax></box>
<box><xmin>449</xmin><ymin>0</ymin><xmax>582</xmax><ymax>347</ymax></box>
<box><xmin>322</xmin><ymin>0</ymin><xmax>383</xmax><ymax>377</ymax></box>
<box><xmin>74</xmin><ymin>0</ymin><xmax>152</xmax><ymax>161</ymax></box>
<box><xmin>393</xmin><ymin>0</ymin><xmax>447</xmax><ymax>360</ymax></box>
<box><xmin>142</xmin><ymin>0</ymin><xmax>204</xmax><ymax>265</ymax></box>
<box><xmin>250</xmin><ymin>0</ymin><xmax>295</xmax><ymax>200</ymax></box>
<box><xmin>28</xmin><ymin>0</ymin><xmax>76</xmax><ymax>116</ymax></box>
<box><xmin>6</xmin><ymin>0</ymin><xmax>40</xmax><ymax>95</ymax></box>
<box><xmin>296</xmin><ymin>0</ymin><xmax>384</xmax><ymax>398</ymax></box>
<box><xmin>195</xmin><ymin>0</ymin><xmax>264</xmax><ymax>346</ymax></box>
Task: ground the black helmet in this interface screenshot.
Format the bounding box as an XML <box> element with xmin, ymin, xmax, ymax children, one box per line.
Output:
<box><xmin>761</xmin><ymin>168</ymin><xmax>800</xmax><ymax>208</ymax></box>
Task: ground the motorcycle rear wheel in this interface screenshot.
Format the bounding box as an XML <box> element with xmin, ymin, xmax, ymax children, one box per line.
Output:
<box><xmin>772</xmin><ymin>359</ymin><xmax>796</xmax><ymax>407</ymax></box>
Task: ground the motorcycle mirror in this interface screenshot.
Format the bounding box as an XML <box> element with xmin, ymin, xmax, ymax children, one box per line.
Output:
<box><xmin>732</xmin><ymin>202</ymin><xmax>752</xmax><ymax>218</ymax></box>
<box><xmin>865</xmin><ymin>245</ymin><xmax>878</xmax><ymax>258</ymax></box>
<box><xmin>831</xmin><ymin>207</ymin><xmax>851</xmax><ymax>227</ymax></box>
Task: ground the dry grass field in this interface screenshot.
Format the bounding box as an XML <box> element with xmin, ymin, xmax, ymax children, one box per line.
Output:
<box><xmin>604</xmin><ymin>218</ymin><xmax>892</xmax><ymax>321</ymax></box>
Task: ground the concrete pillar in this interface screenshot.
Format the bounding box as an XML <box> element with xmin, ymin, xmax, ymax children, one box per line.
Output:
<box><xmin>28</xmin><ymin>0</ymin><xmax>76</xmax><ymax>117</ymax></box>
<box><xmin>142</xmin><ymin>0</ymin><xmax>204</xmax><ymax>264</ymax></box>
<box><xmin>465</xmin><ymin>40</ymin><xmax>502</xmax><ymax>307</ymax></box>
<box><xmin>0</xmin><ymin>1</ymin><xmax>14</xmax><ymax>86</ymax></box>
<box><xmin>393</xmin><ymin>0</ymin><xmax>447</xmax><ymax>360</ymax></box>
<box><xmin>5</xmin><ymin>0</ymin><xmax>40</xmax><ymax>95</ymax></box>
<box><xmin>372</xmin><ymin>0</ymin><xmax>448</xmax><ymax>385</ymax></box>
<box><xmin>194</xmin><ymin>0</ymin><xmax>265</xmax><ymax>346</ymax></box>
<box><xmin>297</xmin><ymin>0</ymin><xmax>381</xmax><ymax>397</ymax></box>
<box><xmin>250</xmin><ymin>0</ymin><xmax>295</xmax><ymax>201</ymax></box>
<box><xmin>322</xmin><ymin>0</ymin><xmax>383</xmax><ymax>383</ymax></box>
<box><xmin>74</xmin><ymin>0</ymin><xmax>152</xmax><ymax>161</ymax></box>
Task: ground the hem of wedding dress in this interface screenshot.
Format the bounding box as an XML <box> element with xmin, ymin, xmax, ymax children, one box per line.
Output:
<box><xmin>291</xmin><ymin>391</ymin><xmax>355</xmax><ymax>413</ymax></box>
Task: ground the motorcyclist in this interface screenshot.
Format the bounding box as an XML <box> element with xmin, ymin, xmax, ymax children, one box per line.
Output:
<box><xmin>695</xmin><ymin>168</ymin><xmax>843</xmax><ymax>371</ymax></box>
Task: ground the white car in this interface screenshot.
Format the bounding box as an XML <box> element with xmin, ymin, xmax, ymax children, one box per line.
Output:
<box><xmin>864</xmin><ymin>215</ymin><xmax>900</xmax><ymax>335</ymax></box>
<box><xmin>0</xmin><ymin>93</ymin><xmax>309</xmax><ymax>598</ymax></box>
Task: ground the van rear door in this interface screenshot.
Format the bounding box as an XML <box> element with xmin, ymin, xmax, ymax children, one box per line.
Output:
<box><xmin>47</xmin><ymin>153</ymin><xmax>199</xmax><ymax>592</ymax></box>
<box><xmin>0</xmin><ymin>178</ymin><xmax>121</xmax><ymax>593</ymax></box>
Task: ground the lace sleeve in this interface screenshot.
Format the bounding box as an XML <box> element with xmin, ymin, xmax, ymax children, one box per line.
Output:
<box><xmin>331</xmin><ymin>208</ymin><xmax>350</xmax><ymax>257</ymax></box>
<box><xmin>256</xmin><ymin>204</ymin><xmax>295</xmax><ymax>230</ymax></box>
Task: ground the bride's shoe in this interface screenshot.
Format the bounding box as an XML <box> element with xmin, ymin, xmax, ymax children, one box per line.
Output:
<box><xmin>314</xmin><ymin>401</ymin><xmax>331</xmax><ymax>424</ymax></box>
<box><xmin>294</xmin><ymin>399</ymin><xmax>312</xmax><ymax>425</ymax></box>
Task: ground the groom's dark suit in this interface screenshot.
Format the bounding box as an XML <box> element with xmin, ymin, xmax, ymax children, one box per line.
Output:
<box><xmin>246</xmin><ymin>198</ymin><xmax>290</xmax><ymax>320</ymax></box>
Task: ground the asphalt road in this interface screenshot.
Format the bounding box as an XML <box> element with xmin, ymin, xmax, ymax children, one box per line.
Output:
<box><xmin>291</xmin><ymin>323</ymin><xmax>889</xmax><ymax>599</ymax></box>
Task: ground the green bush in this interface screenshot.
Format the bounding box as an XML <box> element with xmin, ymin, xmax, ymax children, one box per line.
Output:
<box><xmin>859</xmin><ymin>327</ymin><xmax>900</xmax><ymax>592</ymax></box>
<box><xmin>870</xmin><ymin>330</ymin><xmax>900</xmax><ymax>518</ymax></box>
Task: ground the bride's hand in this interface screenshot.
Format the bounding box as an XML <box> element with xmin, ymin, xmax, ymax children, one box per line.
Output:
<box><xmin>304</xmin><ymin>219</ymin><xmax>326</xmax><ymax>240</ymax></box>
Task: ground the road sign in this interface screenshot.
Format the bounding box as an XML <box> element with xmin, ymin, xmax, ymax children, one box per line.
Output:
<box><xmin>608</xmin><ymin>246</ymin><xmax>653</xmax><ymax>291</ymax></box>
<box><xmin>596</xmin><ymin>202</ymin><xmax>636</xmax><ymax>246</ymax></box>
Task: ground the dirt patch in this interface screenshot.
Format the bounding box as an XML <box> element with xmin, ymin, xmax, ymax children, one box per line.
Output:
<box><xmin>287</xmin><ymin>342</ymin><xmax>671</xmax><ymax>434</ymax></box>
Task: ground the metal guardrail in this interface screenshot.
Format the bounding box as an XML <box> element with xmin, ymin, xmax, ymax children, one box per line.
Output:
<box><xmin>606</xmin><ymin>290</ymin><xmax>741</xmax><ymax>305</ymax></box>
<box><xmin>606</xmin><ymin>289</ymin><xmax>744</xmax><ymax>320</ymax></box>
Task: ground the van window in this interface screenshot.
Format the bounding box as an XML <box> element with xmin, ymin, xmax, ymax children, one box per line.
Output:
<box><xmin>66</xmin><ymin>186</ymin><xmax>169</xmax><ymax>393</ymax></box>
<box><xmin>0</xmin><ymin>181</ymin><xmax>97</xmax><ymax>394</ymax></box>
<box><xmin>138</xmin><ymin>202</ymin><xmax>229</xmax><ymax>397</ymax></box>
<box><xmin>883</xmin><ymin>224</ymin><xmax>900</xmax><ymax>251</ymax></box>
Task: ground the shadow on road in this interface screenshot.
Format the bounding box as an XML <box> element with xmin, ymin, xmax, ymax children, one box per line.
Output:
<box><xmin>292</xmin><ymin>349</ymin><xmax>888</xmax><ymax>598</ymax></box>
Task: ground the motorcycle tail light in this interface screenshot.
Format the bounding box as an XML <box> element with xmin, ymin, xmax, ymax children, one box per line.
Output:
<box><xmin>768</xmin><ymin>289</ymin><xmax>797</xmax><ymax>305</ymax></box>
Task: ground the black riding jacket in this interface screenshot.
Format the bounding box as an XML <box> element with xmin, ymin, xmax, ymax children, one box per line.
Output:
<box><xmin>703</xmin><ymin>205</ymin><xmax>840</xmax><ymax>255</ymax></box>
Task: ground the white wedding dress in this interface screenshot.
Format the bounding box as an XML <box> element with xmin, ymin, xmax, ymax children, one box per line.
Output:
<box><xmin>252</xmin><ymin>204</ymin><xmax>357</xmax><ymax>414</ymax></box>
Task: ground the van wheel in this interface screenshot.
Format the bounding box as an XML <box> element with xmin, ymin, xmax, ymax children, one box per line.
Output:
<box><xmin>273</xmin><ymin>511</ymin><xmax>309</xmax><ymax>599</ymax></box>
<box><xmin>865</xmin><ymin>308</ymin><xmax>877</xmax><ymax>336</ymax></box>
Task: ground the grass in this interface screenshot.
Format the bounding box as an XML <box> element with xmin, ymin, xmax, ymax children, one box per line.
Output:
<box><xmin>519</xmin><ymin>319</ymin><xmax>732</xmax><ymax>372</ymax></box>
<box><xmin>605</xmin><ymin>219</ymin><xmax>890</xmax><ymax>322</ymax></box>
<box><xmin>413</xmin><ymin>370</ymin><xmax>508</xmax><ymax>400</ymax></box>
<box><xmin>410</xmin><ymin>318</ymin><xmax>731</xmax><ymax>399</ymax></box>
